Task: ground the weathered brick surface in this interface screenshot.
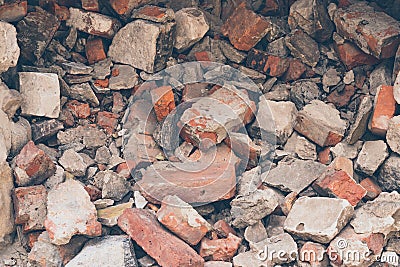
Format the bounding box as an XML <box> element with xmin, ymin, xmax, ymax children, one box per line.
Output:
<box><xmin>246</xmin><ymin>49</ymin><xmax>290</xmax><ymax>77</ymax></box>
<box><xmin>14</xmin><ymin>141</ymin><xmax>56</xmax><ymax>186</ymax></box>
<box><xmin>334</xmin><ymin>2</ymin><xmax>400</xmax><ymax>59</ymax></box>
<box><xmin>221</xmin><ymin>2</ymin><xmax>271</xmax><ymax>51</ymax></box>
<box><xmin>118</xmin><ymin>208</ymin><xmax>204</xmax><ymax>267</ymax></box>
<box><xmin>360</xmin><ymin>178</ymin><xmax>382</xmax><ymax>200</ymax></box>
<box><xmin>335</xmin><ymin>41</ymin><xmax>379</xmax><ymax>70</ymax></box>
<box><xmin>199</xmin><ymin>234</ymin><xmax>242</xmax><ymax>261</ymax></box>
<box><xmin>150</xmin><ymin>86</ymin><xmax>176</xmax><ymax>122</ymax></box>
<box><xmin>369</xmin><ymin>85</ymin><xmax>396</xmax><ymax>136</ymax></box>
<box><xmin>85</xmin><ymin>38</ymin><xmax>106</xmax><ymax>64</ymax></box>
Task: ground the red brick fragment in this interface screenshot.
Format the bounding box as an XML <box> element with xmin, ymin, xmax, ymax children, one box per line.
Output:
<box><xmin>49</xmin><ymin>3</ymin><xmax>70</xmax><ymax>21</ymax></box>
<box><xmin>282</xmin><ymin>58</ymin><xmax>306</xmax><ymax>81</ymax></box>
<box><xmin>150</xmin><ymin>86</ymin><xmax>176</xmax><ymax>122</ymax></box>
<box><xmin>118</xmin><ymin>208</ymin><xmax>205</xmax><ymax>267</ymax></box>
<box><xmin>97</xmin><ymin>111</ymin><xmax>119</xmax><ymax>134</ymax></box>
<box><xmin>326</xmin><ymin>85</ymin><xmax>356</xmax><ymax>108</ymax></box>
<box><xmin>213</xmin><ymin>220</ymin><xmax>237</xmax><ymax>238</ymax></box>
<box><xmin>66</xmin><ymin>100</ymin><xmax>90</xmax><ymax>119</ymax></box>
<box><xmin>85</xmin><ymin>38</ymin><xmax>106</xmax><ymax>64</ymax></box>
<box><xmin>84</xmin><ymin>185</ymin><xmax>102</xmax><ymax>202</ymax></box>
<box><xmin>369</xmin><ymin>85</ymin><xmax>396</xmax><ymax>136</ymax></box>
<box><xmin>360</xmin><ymin>178</ymin><xmax>382</xmax><ymax>200</ymax></box>
<box><xmin>0</xmin><ymin>1</ymin><xmax>27</xmax><ymax>22</ymax></box>
<box><xmin>335</xmin><ymin>41</ymin><xmax>379</xmax><ymax>70</ymax></box>
<box><xmin>246</xmin><ymin>49</ymin><xmax>289</xmax><ymax>77</ymax></box>
<box><xmin>14</xmin><ymin>141</ymin><xmax>56</xmax><ymax>186</ymax></box>
<box><xmin>221</xmin><ymin>2</ymin><xmax>271</xmax><ymax>51</ymax></box>
<box><xmin>313</xmin><ymin>169</ymin><xmax>367</xmax><ymax>206</ymax></box>
<box><xmin>81</xmin><ymin>0</ymin><xmax>99</xmax><ymax>12</ymax></box>
<box><xmin>199</xmin><ymin>234</ymin><xmax>242</xmax><ymax>261</ymax></box>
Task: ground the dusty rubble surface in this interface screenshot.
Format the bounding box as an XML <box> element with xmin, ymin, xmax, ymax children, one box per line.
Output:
<box><xmin>0</xmin><ymin>0</ymin><xmax>400</xmax><ymax>267</ymax></box>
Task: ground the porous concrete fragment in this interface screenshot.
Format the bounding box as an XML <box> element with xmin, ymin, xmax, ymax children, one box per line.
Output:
<box><xmin>19</xmin><ymin>72</ymin><xmax>60</xmax><ymax>118</ymax></box>
<box><xmin>284</xmin><ymin>196</ymin><xmax>354</xmax><ymax>243</ymax></box>
<box><xmin>378</xmin><ymin>155</ymin><xmax>400</xmax><ymax>191</ymax></box>
<box><xmin>355</xmin><ymin>140</ymin><xmax>389</xmax><ymax>176</ymax></box>
<box><xmin>0</xmin><ymin>21</ymin><xmax>19</xmax><ymax>73</ymax></box>
<box><xmin>45</xmin><ymin>179</ymin><xmax>102</xmax><ymax>245</ymax></box>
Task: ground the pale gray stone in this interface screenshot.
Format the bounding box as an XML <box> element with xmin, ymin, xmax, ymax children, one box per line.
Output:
<box><xmin>368</xmin><ymin>62</ymin><xmax>392</xmax><ymax>95</ymax></box>
<box><xmin>10</xmin><ymin>117</ymin><xmax>31</xmax><ymax>155</ymax></box>
<box><xmin>284</xmin><ymin>196</ymin><xmax>354</xmax><ymax>243</ymax></box>
<box><xmin>0</xmin><ymin>21</ymin><xmax>19</xmax><ymax>73</ymax></box>
<box><xmin>0</xmin><ymin>162</ymin><xmax>14</xmax><ymax>248</ymax></box>
<box><xmin>94</xmin><ymin>170</ymin><xmax>130</xmax><ymax>201</ymax></box>
<box><xmin>109</xmin><ymin>64</ymin><xmax>139</xmax><ymax>90</ymax></box>
<box><xmin>66</xmin><ymin>82</ymin><xmax>99</xmax><ymax>106</ymax></box>
<box><xmin>174</xmin><ymin>8</ymin><xmax>209</xmax><ymax>51</ymax></box>
<box><xmin>59</xmin><ymin>149</ymin><xmax>88</xmax><ymax>177</ymax></box>
<box><xmin>233</xmin><ymin>251</ymin><xmax>268</xmax><ymax>267</ymax></box>
<box><xmin>237</xmin><ymin>166</ymin><xmax>262</xmax><ymax>196</ymax></box>
<box><xmin>230</xmin><ymin>188</ymin><xmax>279</xmax><ymax>228</ymax></box>
<box><xmin>350</xmin><ymin>191</ymin><xmax>400</xmax><ymax>238</ymax></box>
<box><xmin>346</xmin><ymin>96</ymin><xmax>373</xmax><ymax>144</ymax></box>
<box><xmin>295</xmin><ymin>136</ymin><xmax>317</xmax><ymax>160</ymax></box>
<box><xmin>244</xmin><ymin>220</ymin><xmax>268</xmax><ymax>244</ymax></box>
<box><xmin>19</xmin><ymin>72</ymin><xmax>60</xmax><ymax>118</ymax></box>
<box><xmin>262</xmin><ymin>159</ymin><xmax>326</xmax><ymax>193</ymax></box>
<box><xmin>330</xmin><ymin>141</ymin><xmax>363</xmax><ymax>160</ymax></box>
<box><xmin>45</xmin><ymin>179</ymin><xmax>101</xmax><ymax>245</ymax></box>
<box><xmin>0</xmin><ymin>80</ymin><xmax>22</xmax><ymax>118</ymax></box>
<box><xmin>66</xmin><ymin>235</ymin><xmax>138</xmax><ymax>267</ymax></box>
<box><xmin>108</xmin><ymin>19</ymin><xmax>175</xmax><ymax>73</ymax></box>
<box><xmin>266</xmin><ymin>215</ymin><xmax>286</xmax><ymax>237</ymax></box>
<box><xmin>387</xmin><ymin>116</ymin><xmax>400</xmax><ymax>154</ymax></box>
<box><xmin>294</xmin><ymin>100</ymin><xmax>347</xmax><ymax>147</ymax></box>
<box><xmin>61</xmin><ymin>62</ymin><xmax>93</xmax><ymax>75</ymax></box>
<box><xmin>0</xmin><ymin>110</ymin><xmax>12</xmax><ymax>161</ymax></box>
<box><xmin>355</xmin><ymin>140</ymin><xmax>389</xmax><ymax>176</ymax></box>
<box><xmin>322</xmin><ymin>68</ymin><xmax>341</xmax><ymax>92</ymax></box>
<box><xmin>378</xmin><ymin>155</ymin><xmax>400</xmax><ymax>191</ymax></box>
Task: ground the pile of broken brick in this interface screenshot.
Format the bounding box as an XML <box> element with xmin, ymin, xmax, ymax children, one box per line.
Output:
<box><xmin>0</xmin><ymin>0</ymin><xmax>399</xmax><ymax>266</ymax></box>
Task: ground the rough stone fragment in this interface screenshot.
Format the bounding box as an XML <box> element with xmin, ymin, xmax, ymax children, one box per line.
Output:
<box><xmin>250</xmin><ymin>233</ymin><xmax>298</xmax><ymax>266</ymax></box>
<box><xmin>0</xmin><ymin>1</ymin><xmax>27</xmax><ymax>22</ymax></box>
<box><xmin>313</xmin><ymin>169</ymin><xmax>367</xmax><ymax>206</ymax></box>
<box><xmin>17</xmin><ymin>8</ymin><xmax>60</xmax><ymax>63</ymax></box>
<box><xmin>244</xmin><ymin>220</ymin><xmax>268</xmax><ymax>244</ymax></box>
<box><xmin>109</xmin><ymin>64</ymin><xmax>138</xmax><ymax>90</ymax></box>
<box><xmin>97</xmin><ymin>111</ymin><xmax>119</xmax><ymax>134</ymax></box>
<box><xmin>378</xmin><ymin>155</ymin><xmax>400</xmax><ymax>192</ymax></box>
<box><xmin>284</xmin><ymin>196</ymin><xmax>354</xmax><ymax>243</ymax></box>
<box><xmin>199</xmin><ymin>234</ymin><xmax>242</xmax><ymax>261</ymax></box>
<box><xmin>0</xmin><ymin>81</ymin><xmax>21</xmax><ymax>118</ymax></box>
<box><xmin>81</xmin><ymin>0</ymin><xmax>99</xmax><ymax>12</ymax></box>
<box><xmin>204</xmin><ymin>262</ymin><xmax>232</xmax><ymax>267</ymax></box>
<box><xmin>14</xmin><ymin>141</ymin><xmax>56</xmax><ymax>186</ymax></box>
<box><xmin>0</xmin><ymin>21</ymin><xmax>20</xmax><ymax>73</ymax></box>
<box><xmin>59</xmin><ymin>149</ymin><xmax>88</xmax><ymax>177</ymax></box>
<box><xmin>295</xmin><ymin>136</ymin><xmax>317</xmax><ymax>160</ymax></box>
<box><xmin>65</xmin><ymin>235</ymin><xmax>138</xmax><ymax>267</ymax></box>
<box><xmin>263</xmin><ymin>159</ymin><xmax>326</xmax><ymax>193</ymax></box>
<box><xmin>221</xmin><ymin>2</ymin><xmax>271</xmax><ymax>51</ymax></box>
<box><xmin>224</xmin><ymin>132</ymin><xmax>262</xmax><ymax>168</ymax></box>
<box><xmin>350</xmin><ymin>191</ymin><xmax>400</xmax><ymax>238</ymax></box>
<box><xmin>290</xmin><ymin>80</ymin><xmax>321</xmax><ymax>110</ymax></box>
<box><xmin>97</xmin><ymin>201</ymin><xmax>133</xmax><ymax>227</ymax></box>
<box><xmin>333</xmin><ymin>2</ymin><xmax>400</xmax><ymax>59</ymax></box>
<box><xmin>347</xmin><ymin>96</ymin><xmax>373</xmax><ymax>144</ymax></box>
<box><xmin>218</xmin><ymin>40</ymin><xmax>247</xmax><ymax>64</ymax></box>
<box><xmin>369</xmin><ymin>63</ymin><xmax>392</xmax><ymax>95</ymax></box>
<box><xmin>288</xmin><ymin>0</ymin><xmax>334</xmax><ymax>42</ymax></box>
<box><xmin>331</xmin><ymin>141</ymin><xmax>362</xmax><ymax>160</ymax></box>
<box><xmin>213</xmin><ymin>220</ymin><xmax>236</xmax><ymax>238</ymax></box>
<box><xmin>0</xmin><ymin>162</ymin><xmax>14</xmax><ymax>248</ymax></box>
<box><xmin>93</xmin><ymin>170</ymin><xmax>130</xmax><ymax>201</ymax></box>
<box><xmin>355</xmin><ymin>140</ymin><xmax>389</xmax><ymax>176</ymax></box>
<box><xmin>230</xmin><ymin>188</ymin><xmax>279</xmax><ymax>228</ymax></box>
<box><xmin>137</xmin><ymin>144</ymin><xmax>238</xmax><ymax>204</ymax></box>
<box><xmin>66</xmin><ymin>82</ymin><xmax>99</xmax><ymax>107</ymax></box>
<box><xmin>19</xmin><ymin>72</ymin><xmax>60</xmax><ymax>118</ymax></box>
<box><xmin>108</xmin><ymin>19</ymin><xmax>175</xmax><ymax>73</ymax></box>
<box><xmin>61</xmin><ymin>62</ymin><xmax>93</xmax><ymax>75</ymax></box>
<box><xmin>285</xmin><ymin>29</ymin><xmax>320</xmax><ymax>67</ymax></box>
<box><xmin>322</xmin><ymin>68</ymin><xmax>341</xmax><ymax>91</ymax></box>
<box><xmin>174</xmin><ymin>8</ymin><xmax>209</xmax><ymax>51</ymax></box>
<box><xmin>386</xmin><ymin>116</ymin><xmax>400</xmax><ymax>154</ymax></box>
<box><xmin>45</xmin><ymin>179</ymin><xmax>102</xmax><ymax>245</ymax></box>
<box><xmin>360</xmin><ymin>178</ymin><xmax>382</xmax><ymax>201</ymax></box>
<box><xmin>246</xmin><ymin>49</ymin><xmax>290</xmax><ymax>77</ymax></box>
<box><xmin>180</xmin><ymin>87</ymin><xmax>255</xmax><ymax>148</ymax></box>
<box><xmin>57</xmin><ymin>125</ymin><xmax>107</xmax><ymax>149</ymax></box>
<box><xmin>157</xmin><ymin>195</ymin><xmax>211</xmax><ymax>245</ymax></box>
<box><xmin>13</xmin><ymin>185</ymin><xmax>47</xmax><ymax>232</ymax></box>
<box><xmin>118</xmin><ymin>208</ymin><xmax>204</xmax><ymax>267</ymax></box>
<box><xmin>294</xmin><ymin>100</ymin><xmax>347</xmax><ymax>147</ymax></box>
<box><xmin>66</xmin><ymin>8</ymin><xmax>120</xmax><ymax>39</ymax></box>
<box><xmin>326</xmin><ymin>85</ymin><xmax>356</xmax><ymax>109</ymax></box>
<box><xmin>233</xmin><ymin>251</ymin><xmax>267</xmax><ymax>267</ymax></box>
<box><xmin>10</xmin><ymin>117</ymin><xmax>31</xmax><ymax>156</ymax></box>
<box><xmin>28</xmin><ymin>231</ymin><xmax>87</xmax><ymax>267</ymax></box>
<box><xmin>31</xmin><ymin>119</ymin><xmax>64</xmax><ymax>142</ymax></box>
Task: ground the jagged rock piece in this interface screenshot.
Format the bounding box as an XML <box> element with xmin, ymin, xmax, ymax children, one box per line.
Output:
<box><xmin>0</xmin><ymin>21</ymin><xmax>19</xmax><ymax>73</ymax></box>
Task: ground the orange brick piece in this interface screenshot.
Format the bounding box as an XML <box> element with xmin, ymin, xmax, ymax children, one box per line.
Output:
<box><xmin>335</xmin><ymin>41</ymin><xmax>379</xmax><ymax>70</ymax></box>
<box><xmin>360</xmin><ymin>178</ymin><xmax>382</xmax><ymax>200</ymax></box>
<box><xmin>221</xmin><ymin>2</ymin><xmax>270</xmax><ymax>51</ymax></box>
<box><xmin>313</xmin><ymin>169</ymin><xmax>367</xmax><ymax>206</ymax></box>
<box><xmin>369</xmin><ymin>85</ymin><xmax>396</xmax><ymax>136</ymax></box>
<box><xmin>85</xmin><ymin>38</ymin><xmax>106</xmax><ymax>64</ymax></box>
<box><xmin>199</xmin><ymin>234</ymin><xmax>242</xmax><ymax>261</ymax></box>
<box><xmin>150</xmin><ymin>86</ymin><xmax>176</xmax><ymax>122</ymax></box>
<box><xmin>118</xmin><ymin>208</ymin><xmax>205</xmax><ymax>267</ymax></box>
